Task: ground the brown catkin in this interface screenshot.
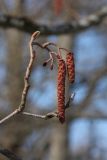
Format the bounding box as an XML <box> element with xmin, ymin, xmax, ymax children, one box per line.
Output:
<box><xmin>66</xmin><ymin>52</ymin><xmax>75</xmax><ymax>83</ymax></box>
<box><xmin>57</xmin><ymin>59</ymin><xmax>66</xmax><ymax>123</ymax></box>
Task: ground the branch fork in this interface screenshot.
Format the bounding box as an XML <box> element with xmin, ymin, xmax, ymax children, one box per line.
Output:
<box><xmin>0</xmin><ymin>31</ymin><xmax>75</xmax><ymax>125</ymax></box>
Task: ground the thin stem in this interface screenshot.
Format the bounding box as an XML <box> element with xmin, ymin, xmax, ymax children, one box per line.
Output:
<box><xmin>21</xmin><ymin>94</ymin><xmax>75</xmax><ymax>120</ymax></box>
<box><xmin>22</xmin><ymin>111</ymin><xmax>58</xmax><ymax>120</ymax></box>
<box><xmin>42</xmin><ymin>42</ymin><xmax>62</xmax><ymax>58</ymax></box>
<box><xmin>0</xmin><ymin>31</ymin><xmax>40</xmax><ymax>124</ymax></box>
<box><xmin>0</xmin><ymin>31</ymin><xmax>75</xmax><ymax>125</ymax></box>
<box><xmin>0</xmin><ymin>109</ymin><xmax>18</xmax><ymax>124</ymax></box>
<box><xmin>19</xmin><ymin>31</ymin><xmax>40</xmax><ymax>111</ymax></box>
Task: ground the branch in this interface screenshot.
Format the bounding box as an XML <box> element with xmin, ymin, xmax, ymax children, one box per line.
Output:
<box><xmin>0</xmin><ymin>149</ymin><xmax>22</xmax><ymax>160</ymax></box>
<box><xmin>22</xmin><ymin>108</ymin><xmax>107</xmax><ymax>121</ymax></box>
<box><xmin>0</xmin><ymin>31</ymin><xmax>40</xmax><ymax>124</ymax></box>
<box><xmin>22</xmin><ymin>93</ymin><xmax>75</xmax><ymax>120</ymax></box>
<box><xmin>18</xmin><ymin>31</ymin><xmax>40</xmax><ymax>111</ymax></box>
<box><xmin>0</xmin><ymin>6</ymin><xmax>107</xmax><ymax>35</ymax></box>
<box><xmin>76</xmin><ymin>66</ymin><xmax>107</xmax><ymax>112</ymax></box>
<box><xmin>0</xmin><ymin>31</ymin><xmax>75</xmax><ymax>124</ymax></box>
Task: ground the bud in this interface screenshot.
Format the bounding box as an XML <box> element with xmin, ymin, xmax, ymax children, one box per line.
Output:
<box><xmin>66</xmin><ymin>52</ymin><xmax>75</xmax><ymax>83</ymax></box>
<box><xmin>57</xmin><ymin>59</ymin><xmax>66</xmax><ymax>123</ymax></box>
<box><xmin>43</xmin><ymin>62</ymin><xmax>47</xmax><ymax>67</ymax></box>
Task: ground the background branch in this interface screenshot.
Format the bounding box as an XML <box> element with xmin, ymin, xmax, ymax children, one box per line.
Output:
<box><xmin>0</xmin><ymin>6</ymin><xmax>107</xmax><ymax>35</ymax></box>
<box><xmin>0</xmin><ymin>148</ymin><xmax>22</xmax><ymax>160</ymax></box>
<box><xmin>76</xmin><ymin>66</ymin><xmax>107</xmax><ymax>112</ymax></box>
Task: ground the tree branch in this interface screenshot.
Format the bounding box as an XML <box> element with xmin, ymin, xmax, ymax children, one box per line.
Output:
<box><xmin>0</xmin><ymin>6</ymin><xmax>107</xmax><ymax>35</ymax></box>
<box><xmin>0</xmin><ymin>31</ymin><xmax>40</xmax><ymax>124</ymax></box>
<box><xmin>76</xmin><ymin>66</ymin><xmax>107</xmax><ymax>112</ymax></box>
<box><xmin>0</xmin><ymin>149</ymin><xmax>22</xmax><ymax>160</ymax></box>
<box><xmin>21</xmin><ymin>92</ymin><xmax>75</xmax><ymax>120</ymax></box>
<box><xmin>0</xmin><ymin>31</ymin><xmax>75</xmax><ymax>125</ymax></box>
<box><xmin>22</xmin><ymin>109</ymin><xmax>107</xmax><ymax>121</ymax></box>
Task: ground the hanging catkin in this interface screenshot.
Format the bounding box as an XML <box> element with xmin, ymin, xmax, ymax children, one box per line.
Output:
<box><xmin>57</xmin><ymin>58</ymin><xmax>66</xmax><ymax>123</ymax></box>
<box><xmin>66</xmin><ymin>52</ymin><xmax>75</xmax><ymax>83</ymax></box>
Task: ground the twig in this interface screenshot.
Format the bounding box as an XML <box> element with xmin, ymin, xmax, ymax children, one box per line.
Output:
<box><xmin>21</xmin><ymin>92</ymin><xmax>75</xmax><ymax>120</ymax></box>
<box><xmin>0</xmin><ymin>110</ymin><xmax>19</xmax><ymax>124</ymax></box>
<box><xmin>32</xmin><ymin>41</ymin><xmax>57</xmax><ymax>69</ymax></box>
<box><xmin>0</xmin><ymin>6</ymin><xmax>107</xmax><ymax>35</ymax></box>
<box><xmin>0</xmin><ymin>31</ymin><xmax>75</xmax><ymax>124</ymax></box>
<box><xmin>22</xmin><ymin>112</ymin><xmax>58</xmax><ymax>120</ymax></box>
<box><xmin>0</xmin><ymin>31</ymin><xmax>40</xmax><ymax>124</ymax></box>
<box><xmin>18</xmin><ymin>31</ymin><xmax>40</xmax><ymax>111</ymax></box>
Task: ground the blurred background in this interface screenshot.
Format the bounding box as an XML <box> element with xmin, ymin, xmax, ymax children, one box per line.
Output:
<box><xmin>0</xmin><ymin>0</ymin><xmax>107</xmax><ymax>160</ymax></box>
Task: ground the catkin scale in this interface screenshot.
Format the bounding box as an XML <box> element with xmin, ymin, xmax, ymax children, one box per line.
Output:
<box><xmin>66</xmin><ymin>52</ymin><xmax>75</xmax><ymax>83</ymax></box>
<box><xmin>57</xmin><ymin>59</ymin><xmax>66</xmax><ymax>123</ymax></box>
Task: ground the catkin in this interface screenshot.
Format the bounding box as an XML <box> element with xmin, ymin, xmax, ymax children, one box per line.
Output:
<box><xmin>66</xmin><ymin>52</ymin><xmax>75</xmax><ymax>83</ymax></box>
<box><xmin>57</xmin><ymin>59</ymin><xmax>66</xmax><ymax>123</ymax></box>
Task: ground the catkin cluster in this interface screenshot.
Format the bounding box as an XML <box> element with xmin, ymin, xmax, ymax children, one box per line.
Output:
<box><xmin>57</xmin><ymin>52</ymin><xmax>75</xmax><ymax>123</ymax></box>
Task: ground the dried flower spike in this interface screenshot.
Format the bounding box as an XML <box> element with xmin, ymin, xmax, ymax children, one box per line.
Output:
<box><xmin>66</xmin><ymin>52</ymin><xmax>75</xmax><ymax>83</ymax></box>
<box><xmin>57</xmin><ymin>58</ymin><xmax>66</xmax><ymax>123</ymax></box>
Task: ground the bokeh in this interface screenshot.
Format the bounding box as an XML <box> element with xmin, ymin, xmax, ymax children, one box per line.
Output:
<box><xmin>0</xmin><ymin>0</ymin><xmax>107</xmax><ymax>160</ymax></box>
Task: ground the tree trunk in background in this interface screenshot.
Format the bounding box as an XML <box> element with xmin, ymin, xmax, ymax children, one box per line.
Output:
<box><xmin>49</xmin><ymin>35</ymin><xmax>73</xmax><ymax>160</ymax></box>
<box><xmin>50</xmin><ymin>123</ymin><xmax>69</xmax><ymax>160</ymax></box>
<box><xmin>6</xmin><ymin>1</ymin><xmax>24</xmax><ymax>108</ymax></box>
<box><xmin>1</xmin><ymin>0</ymin><xmax>25</xmax><ymax>152</ymax></box>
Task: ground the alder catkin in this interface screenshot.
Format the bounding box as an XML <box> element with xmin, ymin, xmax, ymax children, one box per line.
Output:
<box><xmin>66</xmin><ymin>52</ymin><xmax>75</xmax><ymax>83</ymax></box>
<box><xmin>57</xmin><ymin>59</ymin><xmax>66</xmax><ymax>123</ymax></box>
